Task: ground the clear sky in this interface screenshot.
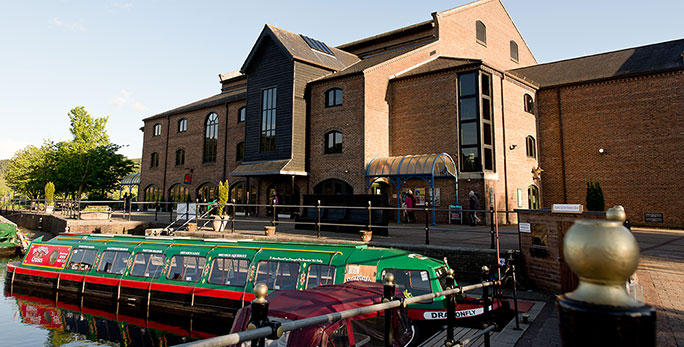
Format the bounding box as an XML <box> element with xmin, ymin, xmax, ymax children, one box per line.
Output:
<box><xmin>0</xmin><ymin>0</ymin><xmax>681</xmax><ymax>160</ymax></box>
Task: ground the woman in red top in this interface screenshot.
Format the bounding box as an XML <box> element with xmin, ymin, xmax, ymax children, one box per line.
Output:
<box><xmin>405</xmin><ymin>190</ymin><xmax>415</xmax><ymax>223</ymax></box>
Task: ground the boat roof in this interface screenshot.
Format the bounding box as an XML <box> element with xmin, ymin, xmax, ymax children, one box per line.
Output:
<box><xmin>265</xmin><ymin>281</ymin><xmax>401</xmax><ymax>320</ymax></box>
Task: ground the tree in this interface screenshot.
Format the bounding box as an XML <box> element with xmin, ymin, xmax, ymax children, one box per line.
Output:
<box><xmin>586</xmin><ymin>179</ymin><xmax>605</xmax><ymax>211</ymax></box>
<box><xmin>4</xmin><ymin>144</ymin><xmax>53</xmax><ymax>198</ymax></box>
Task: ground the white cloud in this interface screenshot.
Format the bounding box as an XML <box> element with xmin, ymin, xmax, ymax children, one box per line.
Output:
<box><xmin>50</xmin><ymin>17</ymin><xmax>86</xmax><ymax>32</ymax></box>
<box><xmin>109</xmin><ymin>2</ymin><xmax>133</xmax><ymax>10</ymax></box>
<box><xmin>111</xmin><ymin>90</ymin><xmax>147</xmax><ymax>112</ymax></box>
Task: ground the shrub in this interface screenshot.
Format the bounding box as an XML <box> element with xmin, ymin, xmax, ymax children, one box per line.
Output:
<box><xmin>586</xmin><ymin>180</ymin><xmax>605</xmax><ymax>211</ymax></box>
<box><xmin>217</xmin><ymin>180</ymin><xmax>229</xmax><ymax>215</ymax></box>
<box><xmin>45</xmin><ymin>182</ymin><xmax>55</xmax><ymax>206</ymax></box>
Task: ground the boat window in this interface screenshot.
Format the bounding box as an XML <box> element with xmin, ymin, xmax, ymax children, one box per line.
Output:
<box><xmin>255</xmin><ymin>261</ymin><xmax>300</xmax><ymax>290</ymax></box>
<box><xmin>384</xmin><ymin>269</ymin><xmax>432</xmax><ymax>297</ymax></box>
<box><xmin>208</xmin><ymin>258</ymin><xmax>250</xmax><ymax>286</ymax></box>
<box><xmin>167</xmin><ymin>255</ymin><xmax>206</xmax><ymax>282</ymax></box>
<box><xmin>97</xmin><ymin>251</ymin><xmax>131</xmax><ymax>275</ymax></box>
<box><xmin>130</xmin><ymin>253</ymin><xmax>166</xmax><ymax>279</ymax></box>
<box><xmin>306</xmin><ymin>264</ymin><xmax>336</xmax><ymax>289</ymax></box>
<box><xmin>67</xmin><ymin>248</ymin><xmax>98</xmax><ymax>271</ymax></box>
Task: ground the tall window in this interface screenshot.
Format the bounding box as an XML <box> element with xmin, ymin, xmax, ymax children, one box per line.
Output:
<box><xmin>524</xmin><ymin>94</ymin><xmax>535</xmax><ymax>114</ymax></box>
<box><xmin>324</xmin><ymin>131</ymin><xmax>343</xmax><ymax>154</ymax></box>
<box><xmin>150</xmin><ymin>152</ymin><xmax>159</xmax><ymax>168</ymax></box>
<box><xmin>325</xmin><ymin>88</ymin><xmax>343</xmax><ymax>107</ymax></box>
<box><xmin>236</xmin><ymin>141</ymin><xmax>244</xmax><ymax>161</ymax></box>
<box><xmin>260</xmin><ymin>88</ymin><xmax>277</xmax><ymax>152</ymax></box>
<box><xmin>528</xmin><ymin>185</ymin><xmax>540</xmax><ymax>209</ymax></box>
<box><xmin>175</xmin><ymin>149</ymin><xmax>185</xmax><ymax>166</ymax></box>
<box><xmin>203</xmin><ymin>112</ymin><xmax>219</xmax><ymax>163</ymax></box>
<box><xmin>458</xmin><ymin>70</ymin><xmax>495</xmax><ymax>172</ymax></box>
<box><xmin>238</xmin><ymin>107</ymin><xmax>246</xmax><ymax>123</ymax></box>
<box><xmin>197</xmin><ymin>183</ymin><xmax>217</xmax><ymax>202</ymax></box>
<box><xmin>168</xmin><ymin>184</ymin><xmax>189</xmax><ymax>202</ymax></box>
<box><xmin>178</xmin><ymin>118</ymin><xmax>187</xmax><ymax>133</ymax></box>
<box><xmin>153</xmin><ymin>123</ymin><xmax>162</xmax><ymax>137</ymax></box>
<box><xmin>510</xmin><ymin>40</ymin><xmax>519</xmax><ymax>62</ymax></box>
<box><xmin>526</xmin><ymin>136</ymin><xmax>536</xmax><ymax>158</ymax></box>
<box><xmin>476</xmin><ymin>20</ymin><xmax>486</xmax><ymax>45</ymax></box>
<box><xmin>143</xmin><ymin>184</ymin><xmax>161</xmax><ymax>202</ymax></box>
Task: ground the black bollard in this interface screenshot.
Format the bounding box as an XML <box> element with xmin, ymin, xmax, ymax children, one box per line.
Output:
<box><xmin>424</xmin><ymin>202</ymin><xmax>430</xmax><ymax>245</ymax></box>
<box><xmin>482</xmin><ymin>266</ymin><xmax>491</xmax><ymax>347</ymax></box>
<box><xmin>248</xmin><ymin>284</ymin><xmax>270</xmax><ymax>347</ymax></box>
<box><xmin>445</xmin><ymin>269</ymin><xmax>456</xmax><ymax>346</ymax></box>
<box><xmin>383</xmin><ymin>273</ymin><xmax>395</xmax><ymax>347</ymax></box>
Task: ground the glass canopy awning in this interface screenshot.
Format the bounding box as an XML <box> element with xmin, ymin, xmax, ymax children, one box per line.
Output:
<box><xmin>365</xmin><ymin>153</ymin><xmax>458</xmax><ymax>224</ymax></box>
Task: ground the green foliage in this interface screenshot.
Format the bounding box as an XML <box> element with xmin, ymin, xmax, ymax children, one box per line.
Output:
<box><xmin>217</xmin><ymin>180</ymin><xmax>229</xmax><ymax>215</ymax></box>
<box><xmin>586</xmin><ymin>179</ymin><xmax>605</xmax><ymax>211</ymax></box>
<box><xmin>45</xmin><ymin>182</ymin><xmax>55</xmax><ymax>206</ymax></box>
<box><xmin>3</xmin><ymin>107</ymin><xmax>135</xmax><ymax>200</ymax></box>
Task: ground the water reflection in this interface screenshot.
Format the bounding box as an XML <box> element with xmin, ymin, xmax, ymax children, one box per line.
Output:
<box><xmin>1</xmin><ymin>256</ymin><xmax>230</xmax><ymax>346</ymax></box>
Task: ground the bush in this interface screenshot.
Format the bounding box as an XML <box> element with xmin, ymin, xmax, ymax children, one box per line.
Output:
<box><xmin>45</xmin><ymin>182</ymin><xmax>55</xmax><ymax>206</ymax></box>
<box><xmin>586</xmin><ymin>180</ymin><xmax>605</xmax><ymax>211</ymax></box>
<box><xmin>217</xmin><ymin>180</ymin><xmax>229</xmax><ymax>215</ymax></box>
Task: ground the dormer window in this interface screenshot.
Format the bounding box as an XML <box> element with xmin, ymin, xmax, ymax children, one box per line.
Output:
<box><xmin>325</xmin><ymin>88</ymin><xmax>343</xmax><ymax>107</ymax></box>
<box><xmin>476</xmin><ymin>21</ymin><xmax>487</xmax><ymax>45</ymax></box>
<box><xmin>510</xmin><ymin>40</ymin><xmax>519</xmax><ymax>62</ymax></box>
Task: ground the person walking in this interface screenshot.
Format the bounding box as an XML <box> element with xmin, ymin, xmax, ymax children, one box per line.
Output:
<box><xmin>469</xmin><ymin>191</ymin><xmax>481</xmax><ymax>225</ymax></box>
<box><xmin>406</xmin><ymin>190</ymin><xmax>415</xmax><ymax>223</ymax></box>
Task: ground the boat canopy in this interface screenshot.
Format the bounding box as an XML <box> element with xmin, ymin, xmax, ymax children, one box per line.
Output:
<box><xmin>365</xmin><ymin>153</ymin><xmax>458</xmax><ymax>224</ymax></box>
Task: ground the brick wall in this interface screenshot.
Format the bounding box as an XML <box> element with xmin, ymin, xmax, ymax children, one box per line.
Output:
<box><xmin>537</xmin><ymin>71</ymin><xmax>684</xmax><ymax>228</ymax></box>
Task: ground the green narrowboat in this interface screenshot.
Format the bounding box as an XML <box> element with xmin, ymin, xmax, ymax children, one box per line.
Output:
<box><xmin>5</xmin><ymin>233</ymin><xmax>498</xmax><ymax>324</ymax></box>
<box><xmin>0</xmin><ymin>215</ymin><xmax>20</xmax><ymax>257</ymax></box>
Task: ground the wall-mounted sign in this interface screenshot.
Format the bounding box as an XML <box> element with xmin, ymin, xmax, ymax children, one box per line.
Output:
<box><xmin>184</xmin><ymin>174</ymin><xmax>192</xmax><ymax>184</ymax></box>
<box><xmin>644</xmin><ymin>213</ymin><xmax>664</xmax><ymax>223</ymax></box>
<box><xmin>22</xmin><ymin>244</ymin><xmax>72</xmax><ymax>269</ymax></box>
<box><xmin>519</xmin><ymin>222</ymin><xmax>531</xmax><ymax>233</ymax></box>
<box><xmin>552</xmin><ymin>204</ymin><xmax>583</xmax><ymax>214</ymax></box>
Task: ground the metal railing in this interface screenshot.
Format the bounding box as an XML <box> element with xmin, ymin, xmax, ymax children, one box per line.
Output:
<box><xmin>175</xmin><ymin>264</ymin><xmax>517</xmax><ymax>347</ymax></box>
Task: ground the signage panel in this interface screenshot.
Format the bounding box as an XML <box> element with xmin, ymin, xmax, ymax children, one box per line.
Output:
<box><xmin>552</xmin><ymin>204</ymin><xmax>584</xmax><ymax>213</ymax></box>
<box><xmin>23</xmin><ymin>244</ymin><xmax>72</xmax><ymax>269</ymax></box>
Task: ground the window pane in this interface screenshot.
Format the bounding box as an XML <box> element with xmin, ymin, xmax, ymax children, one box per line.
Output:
<box><xmin>255</xmin><ymin>261</ymin><xmax>300</xmax><ymax>290</ymax></box>
<box><xmin>461</xmin><ymin>147</ymin><xmax>480</xmax><ymax>172</ymax></box>
<box><xmin>167</xmin><ymin>255</ymin><xmax>206</xmax><ymax>282</ymax></box>
<box><xmin>484</xmin><ymin>147</ymin><xmax>493</xmax><ymax>170</ymax></box>
<box><xmin>483</xmin><ymin>123</ymin><xmax>492</xmax><ymax>145</ymax></box>
<box><xmin>306</xmin><ymin>264</ymin><xmax>336</xmax><ymax>289</ymax></box>
<box><xmin>481</xmin><ymin>74</ymin><xmax>491</xmax><ymax>97</ymax></box>
<box><xmin>387</xmin><ymin>269</ymin><xmax>432</xmax><ymax>297</ymax></box>
<box><xmin>130</xmin><ymin>253</ymin><xmax>166</xmax><ymax>278</ymax></box>
<box><xmin>67</xmin><ymin>249</ymin><xmax>97</xmax><ymax>271</ymax></box>
<box><xmin>459</xmin><ymin>73</ymin><xmax>477</xmax><ymax>96</ymax></box>
<box><xmin>482</xmin><ymin>98</ymin><xmax>491</xmax><ymax>120</ymax></box>
<box><xmin>97</xmin><ymin>251</ymin><xmax>131</xmax><ymax>275</ymax></box>
<box><xmin>460</xmin><ymin>97</ymin><xmax>477</xmax><ymax>120</ymax></box>
<box><xmin>335</xmin><ymin>89</ymin><xmax>343</xmax><ymax>106</ymax></box>
<box><xmin>208</xmin><ymin>258</ymin><xmax>250</xmax><ymax>286</ymax></box>
<box><xmin>460</xmin><ymin>122</ymin><xmax>478</xmax><ymax>146</ymax></box>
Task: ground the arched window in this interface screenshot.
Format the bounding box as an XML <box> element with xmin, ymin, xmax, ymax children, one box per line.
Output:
<box><xmin>150</xmin><ymin>152</ymin><xmax>159</xmax><ymax>168</ymax></box>
<box><xmin>526</xmin><ymin>135</ymin><xmax>536</xmax><ymax>158</ymax></box>
<box><xmin>196</xmin><ymin>183</ymin><xmax>217</xmax><ymax>203</ymax></box>
<box><xmin>510</xmin><ymin>40</ymin><xmax>519</xmax><ymax>62</ymax></box>
<box><xmin>324</xmin><ymin>131</ymin><xmax>343</xmax><ymax>154</ymax></box>
<box><xmin>238</xmin><ymin>107</ymin><xmax>246</xmax><ymax>123</ymax></box>
<box><xmin>236</xmin><ymin>141</ymin><xmax>244</xmax><ymax>162</ymax></box>
<box><xmin>230</xmin><ymin>182</ymin><xmax>245</xmax><ymax>204</ymax></box>
<box><xmin>153</xmin><ymin>123</ymin><xmax>162</xmax><ymax>137</ymax></box>
<box><xmin>203</xmin><ymin>112</ymin><xmax>219</xmax><ymax>163</ymax></box>
<box><xmin>524</xmin><ymin>94</ymin><xmax>534</xmax><ymax>114</ymax></box>
<box><xmin>168</xmin><ymin>184</ymin><xmax>189</xmax><ymax>203</ymax></box>
<box><xmin>144</xmin><ymin>184</ymin><xmax>161</xmax><ymax>202</ymax></box>
<box><xmin>175</xmin><ymin>149</ymin><xmax>185</xmax><ymax>166</ymax></box>
<box><xmin>528</xmin><ymin>185</ymin><xmax>540</xmax><ymax>209</ymax></box>
<box><xmin>325</xmin><ymin>88</ymin><xmax>343</xmax><ymax>107</ymax></box>
<box><xmin>178</xmin><ymin>118</ymin><xmax>187</xmax><ymax>133</ymax></box>
<box><xmin>314</xmin><ymin>179</ymin><xmax>353</xmax><ymax>195</ymax></box>
<box><xmin>476</xmin><ymin>20</ymin><xmax>486</xmax><ymax>45</ymax></box>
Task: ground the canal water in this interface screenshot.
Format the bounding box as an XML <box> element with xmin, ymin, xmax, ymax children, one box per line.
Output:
<box><xmin>0</xmin><ymin>248</ymin><xmax>229</xmax><ymax>346</ymax></box>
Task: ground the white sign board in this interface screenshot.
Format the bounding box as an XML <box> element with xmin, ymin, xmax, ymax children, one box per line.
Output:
<box><xmin>519</xmin><ymin>222</ymin><xmax>531</xmax><ymax>233</ymax></box>
<box><xmin>552</xmin><ymin>204</ymin><xmax>584</xmax><ymax>214</ymax></box>
<box><xmin>176</xmin><ymin>203</ymin><xmax>197</xmax><ymax>221</ymax></box>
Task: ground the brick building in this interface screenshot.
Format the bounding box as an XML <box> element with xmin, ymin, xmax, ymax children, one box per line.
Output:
<box><xmin>139</xmin><ymin>0</ymin><xmax>683</xmax><ymax>227</ymax></box>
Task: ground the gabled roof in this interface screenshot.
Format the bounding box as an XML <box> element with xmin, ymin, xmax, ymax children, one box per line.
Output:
<box><xmin>241</xmin><ymin>25</ymin><xmax>359</xmax><ymax>73</ymax></box>
<box><xmin>143</xmin><ymin>91</ymin><xmax>245</xmax><ymax>121</ymax></box>
<box><xmin>509</xmin><ymin>38</ymin><xmax>684</xmax><ymax>88</ymax></box>
<box><xmin>392</xmin><ymin>57</ymin><xmax>480</xmax><ymax>80</ymax></box>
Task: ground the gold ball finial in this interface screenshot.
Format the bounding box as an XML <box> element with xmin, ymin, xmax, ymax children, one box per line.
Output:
<box><xmin>481</xmin><ymin>265</ymin><xmax>489</xmax><ymax>273</ymax></box>
<box><xmin>563</xmin><ymin>219</ymin><xmax>640</xmax><ymax>307</ymax></box>
<box><xmin>253</xmin><ymin>283</ymin><xmax>268</xmax><ymax>303</ymax></box>
<box><xmin>384</xmin><ymin>272</ymin><xmax>395</xmax><ymax>285</ymax></box>
<box><xmin>606</xmin><ymin>205</ymin><xmax>626</xmax><ymax>222</ymax></box>
<box><xmin>447</xmin><ymin>268</ymin><xmax>455</xmax><ymax>277</ymax></box>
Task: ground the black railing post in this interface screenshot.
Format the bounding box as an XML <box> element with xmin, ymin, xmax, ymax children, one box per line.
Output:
<box><xmin>489</xmin><ymin>208</ymin><xmax>495</xmax><ymax>249</ymax></box>
<box><xmin>169</xmin><ymin>203</ymin><xmax>173</xmax><ymax>222</ymax></box>
<box><xmin>445</xmin><ymin>269</ymin><xmax>456</xmax><ymax>346</ymax></box>
<box><xmin>185</xmin><ymin>200</ymin><xmax>189</xmax><ymax>220</ymax></box>
<box><xmin>424</xmin><ymin>202</ymin><xmax>430</xmax><ymax>245</ymax></box>
<box><xmin>316</xmin><ymin>200</ymin><xmax>321</xmax><ymax>238</ymax></box>
<box><xmin>367</xmin><ymin>201</ymin><xmax>372</xmax><ymax>232</ymax></box>
<box><xmin>231</xmin><ymin>199</ymin><xmax>236</xmax><ymax>233</ymax></box>
<box><xmin>154</xmin><ymin>201</ymin><xmax>159</xmax><ymax>221</ymax></box>
<box><xmin>194</xmin><ymin>199</ymin><xmax>199</xmax><ymax>225</ymax></box>
<box><xmin>248</xmin><ymin>284</ymin><xmax>270</xmax><ymax>347</ymax></box>
<box><xmin>383</xmin><ymin>273</ymin><xmax>395</xmax><ymax>347</ymax></box>
<box><xmin>482</xmin><ymin>265</ymin><xmax>491</xmax><ymax>347</ymax></box>
<box><xmin>272</xmin><ymin>202</ymin><xmax>276</xmax><ymax>228</ymax></box>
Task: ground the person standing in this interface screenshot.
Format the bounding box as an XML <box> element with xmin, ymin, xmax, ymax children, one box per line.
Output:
<box><xmin>469</xmin><ymin>191</ymin><xmax>481</xmax><ymax>225</ymax></box>
<box><xmin>271</xmin><ymin>190</ymin><xmax>280</xmax><ymax>221</ymax></box>
<box><xmin>406</xmin><ymin>190</ymin><xmax>415</xmax><ymax>223</ymax></box>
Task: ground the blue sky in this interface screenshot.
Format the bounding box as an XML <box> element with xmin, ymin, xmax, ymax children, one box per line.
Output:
<box><xmin>0</xmin><ymin>0</ymin><xmax>682</xmax><ymax>160</ymax></box>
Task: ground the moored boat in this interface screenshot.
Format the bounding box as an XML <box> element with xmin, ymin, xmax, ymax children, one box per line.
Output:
<box><xmin>0</xmin><ymin>216</ymin><xmax>20</xmax><ymax>257</ymax></box>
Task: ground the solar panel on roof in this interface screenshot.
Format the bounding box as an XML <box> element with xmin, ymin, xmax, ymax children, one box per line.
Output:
<box><xmin>300</xmin><ymin>34</ymin><xmax>334</xmax><ymax>56</ymax></box>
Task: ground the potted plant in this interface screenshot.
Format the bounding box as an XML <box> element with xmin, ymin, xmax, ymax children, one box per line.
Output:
<box><xmin>213</xmin><ymin>180</ymin><xmax>229</xmax><ymax>231</ymax></box>
<box><xmin>45</xmin><ymin>182</ymin><xmax>55</xmax><ymax>213</ymax></box>
<box><xmin>360</xmin><ymin>230</ymin><xmax>372</xmax><ymax>242</ymax></box>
